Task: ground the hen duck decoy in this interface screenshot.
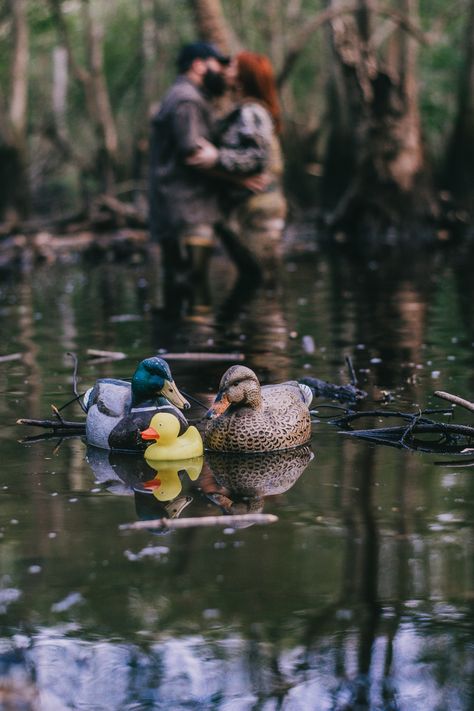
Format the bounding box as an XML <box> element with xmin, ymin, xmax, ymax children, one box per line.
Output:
<box><xmin>84</xmin><ymin>357</ymin><xmax>190</xmax><ymax>451</ymax></box>
<box><xmin>204</xmin><ymin>365</ymin><xmax>313</xmax><ymax>452</ymax></box>
<box><xmin>141</xmin><ymin>412</ymin><xmax>203</xmax><ymax>461</ymax></box>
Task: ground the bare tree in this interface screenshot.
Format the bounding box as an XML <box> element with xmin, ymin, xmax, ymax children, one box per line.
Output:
<box><xmin>188</xmin><ymin>0</ymin><xmax>239</xmax><ymax>53</ymax></box>
<box><xmin>444</xmin><ymin>0</ymin><xmax>474</xmax><ymax>208</ymax></box>
<box><xmin>49</xmin><ymin>0</ymin><xmax>118</xmax><ymax>193</ymax></box>
<box><xmin>0</xmin><ymin>0</ymin><xmax>29</xmax><ymax>225</ymax></box>
<box><xmin>321</xmin><ymin>0</ymin><xmax>436</xmax><ymax>235</ymax></box>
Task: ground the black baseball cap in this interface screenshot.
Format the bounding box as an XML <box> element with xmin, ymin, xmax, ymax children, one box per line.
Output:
<box><xmin>177</xmin><ymin>42</ymin><xmax>230</xmax><ymax>72</ymax></box>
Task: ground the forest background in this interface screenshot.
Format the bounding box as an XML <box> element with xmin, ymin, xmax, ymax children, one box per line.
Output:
<box><xmin>1</xmin><ymin>0</ymin><xmax>473</xmax><ymax>242</ymax></box>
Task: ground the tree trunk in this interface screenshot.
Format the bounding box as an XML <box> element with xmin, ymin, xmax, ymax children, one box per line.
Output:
<box><xmin>188</xmin><ymin>0</ymin><xmax>239</xmax><ymax>54</ymax></box>
<box><xmin>0</xmin><ymin>0</ymin><xmax>30</xmax><ymax>224</ymax></box>
<box><xmin>323</xmin><ymin>0</ymin><xmax>435</xmax><ymax>238</ymax></box>
<box><xmin>49</xmin><ymin>0</ymin><xmax>118</xmax><ymax>193</ymax></box>
<box><xmin>82</xmin><ymin>0</ymin><xmax>118</xmax><ymax>192</ymax></box>
<box><xmin>444</xmin><ymin>0</ymin><xmax>474</xmax><ymax>208</ymax></box>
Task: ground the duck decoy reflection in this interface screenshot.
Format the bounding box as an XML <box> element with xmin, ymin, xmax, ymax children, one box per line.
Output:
<box><xmin>85</xmin><ymin>445</ymin><xmax>198</xmax><ymax>522</ymax></box>
<box><xmin>205</xmin><ymin>365</ymin><xmax>313</xmax><ymax>452</ymax></box>
<box><xmin>203</xmin><ymin>445</ymin><xmax>314</xmax><ymax>517</ymax></box>
<box><xmin>84</xmin><ymin>356</ymin><xmax>190</xmax><ymax>452</ymax></box>
<box><xmin>86</xmin><ymin>445</ymin><xmax>155</xmax><ymax>496</ymax></box>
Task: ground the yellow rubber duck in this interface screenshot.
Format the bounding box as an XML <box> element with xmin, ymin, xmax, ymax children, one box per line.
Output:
<box><xmin>141</xmin><ymin>457</ymin><xmax>204</xmax><ymax>501</ymax></box>
<box><xmin>141</xmin><ymin>412</ymin><xmax>204</xmax><ymax>461</ymax></box>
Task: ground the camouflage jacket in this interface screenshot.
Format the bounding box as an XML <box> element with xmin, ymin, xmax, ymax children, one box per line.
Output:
<box><xmin>216</xmin><ymin>100</ymin><xmax>283</xmax><ymax>204</ymax></box>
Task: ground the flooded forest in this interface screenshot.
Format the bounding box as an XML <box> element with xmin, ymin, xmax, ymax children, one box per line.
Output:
<box><xmin>1</xmin><ymin>1</ymin><xmax>474</xmax><ymax>710</ymax></box>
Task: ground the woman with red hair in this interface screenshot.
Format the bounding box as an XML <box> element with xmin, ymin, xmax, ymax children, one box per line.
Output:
<box><xmin>188</xmin><ymin>51</ymin><xmax>287</xmax><ymax>280</ymax></box>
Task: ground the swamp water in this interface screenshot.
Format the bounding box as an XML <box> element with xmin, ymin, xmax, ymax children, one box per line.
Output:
<box><xmin>1</xmin><ymin>241</ymin><xmax>474</xmax><ymax>710</ymax></box>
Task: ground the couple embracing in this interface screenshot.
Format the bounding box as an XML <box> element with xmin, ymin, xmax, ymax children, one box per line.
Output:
<box><xmin>149</xmin><ymin>41</ymin><xmax>286</xmax><ymax>285</ymax></box>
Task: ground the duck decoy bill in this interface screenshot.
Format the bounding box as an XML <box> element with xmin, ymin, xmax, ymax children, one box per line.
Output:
<box><xmin>161</xmin><ymin>379</ymin><xmax>190</xmax><ymax>409</ymax></box>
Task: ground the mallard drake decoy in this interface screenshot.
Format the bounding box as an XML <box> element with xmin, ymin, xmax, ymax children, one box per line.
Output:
<box><xmin>204</xmin><ymin>365</ymin><xmax>313</xmax><ymax>452</ymax></box>
<box><xmin>84</xmin><ymin>357</ymin><xmax>190</xmax><ymax>451</ymax></box>
<box><xmin>141</xmin><ymin>412</ymin><xmax>204</xmax><ymax>461</ymax></box>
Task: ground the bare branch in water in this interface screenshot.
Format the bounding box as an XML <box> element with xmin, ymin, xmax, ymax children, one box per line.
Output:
<box><xmin>67</xmin><ymin>352</ymin><xmax>87</xmax><ymax>412</ymax></box>
<box><xmin>17</xmin><ymin>417</ymin><xmax>85</xmax><ymax>431</ymax></box>
<box><xmin>119</xmin><ymin>513</ymin><xmax>278</xmax><ymax>531</ymax></box>
<box><xmin>0</xmin><ymin>353</ymin><xmax>23</xmax><ymax>363</ymax></box>
<box><xmin>160</xmin><ymin>352</ymin><xmax>245</xmax><ymax>362</ymax></box>
<box><xmin>434</xmin><ymin>390</ymin><xmax>474</xmax><ymax>413</ymax></box>
<box><xmin>87</xmin><ymin>349</ymin><xmax>127</xmax><ymax>361</ymax></box>
<box><xmin>345</xmin><ymin>355</ymin><xmax>358</xmax><ymax>386</ymax></box>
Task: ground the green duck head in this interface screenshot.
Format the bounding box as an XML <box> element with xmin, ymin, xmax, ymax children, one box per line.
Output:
<box><xmin>131</xmin><ymin>357</ymin><xmax>190</xmax><ymax>409</ymax></box>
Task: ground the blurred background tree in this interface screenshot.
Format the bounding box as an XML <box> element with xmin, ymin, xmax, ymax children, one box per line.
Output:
<box><xmin>0</xmin><ymin>0</ymin><xmax>472</xmax><ymax>235</ymax></box>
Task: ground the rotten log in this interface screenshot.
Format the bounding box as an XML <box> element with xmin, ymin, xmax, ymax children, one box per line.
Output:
<box><xmin>299</xmin><ymin>376</ymin><xmax>367</xmax><ymax>402</ymax></box>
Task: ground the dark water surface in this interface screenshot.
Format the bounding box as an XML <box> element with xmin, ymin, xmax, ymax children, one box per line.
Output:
<box><xmin>1</xmin><ymin>241</ymin><xmax>474</xmax><ymax>710</ymax></box>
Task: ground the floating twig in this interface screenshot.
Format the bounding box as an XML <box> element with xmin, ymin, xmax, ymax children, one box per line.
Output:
<box><xmin>67</xmin><ymin>352</ymin><xmax>87</xmax><ymax>413</ymax></box>
<box><xmin>87</xmin><ymin>348</ymin><xmax>127</xmax><ymax>361</ymax></box>
<box><xmin>57</xmin><ymin>392</ymin><xmax>87</xmax><ymax>413</ymax></box>
<box><xmin>51</xmin><ymin>404</ymin><xmax>65</xmax><ymax>425</ymax></box>
<box><xmin>181</xmin><ymin>391</ymin><xmax>209</xmax><ymax>410</ymax></box>
<box><xmin>434</xmin><ymin>390</ymin><xmax>474</xmax><ymax>414</ymax></box>
<box><xmin>345</xmin><ymin>355</ymin><xmax>358</xmax><ymax>386</ymax></box>
<box><xmin>159</xmin><ymin>352</ymin><xmax>245</xmax><ymax>362</ymax></box>
<box><xmin>119</xmin><ymin>513</ymin><xmax>278</xmax><ymax>531</ymax></box>
<box><xmin>0</xmin><ymin>352</ymin><xmax>23</xmax><ymax>364</ymax></box>
<box><xmin>17</xmin><ymin>417</ymin><xmax>85</xmax><ymax>431</ymax></box>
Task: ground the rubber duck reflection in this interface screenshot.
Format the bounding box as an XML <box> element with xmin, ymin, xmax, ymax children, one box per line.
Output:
<box><xmin>85</xmin><ymin>445</ymin><xmax>202</xmax><ymax>523</ymax></box>
<box><xmin>136</xmin><ymin>457</ymin><xmax>204</xmax><ymax>502</ymax></box>
<box><xmin>200</xmin><ymin>446</ymin><xmax>314</xmax><ymax>520</ymax></box>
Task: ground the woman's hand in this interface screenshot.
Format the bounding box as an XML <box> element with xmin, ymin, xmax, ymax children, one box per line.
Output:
<box><xmin>186</xmin><ymin>138</ymin><xmax>219</xmax><ymax>169</ymax></box>
<box><xmin>240</xmin><ymin>173</ymin><xmax>271</xmax><ymax>193</ymax></box>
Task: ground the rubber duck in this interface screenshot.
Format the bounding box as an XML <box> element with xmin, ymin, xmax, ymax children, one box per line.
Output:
<box><xmin>205</xmin><ymin>365</ymin><xmax>313</xmax><ymax>452</ymax></box>
<box><xmin>141</xmin><ymin>412</ymin><xmax>204</xmax><ymax>461</ymax></box>
<box><xmin>84</xmin><ymin>357</ymin><xmax>190</xmax><ymax>451</ymax></box>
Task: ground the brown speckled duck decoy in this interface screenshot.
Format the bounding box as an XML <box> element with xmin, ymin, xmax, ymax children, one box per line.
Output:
<box><xmin>204</xmin><ymin>365</ymin><xmax>313</xmax><ymax>453</ymax></box>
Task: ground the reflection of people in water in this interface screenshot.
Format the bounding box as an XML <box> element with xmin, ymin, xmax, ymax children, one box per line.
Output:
<box><xmin>188</xmin><ymin>51</ymin><xmax>287</xmax><ymax>283</ymax></box>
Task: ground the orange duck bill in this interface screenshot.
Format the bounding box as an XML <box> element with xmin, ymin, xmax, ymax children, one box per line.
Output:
<box><xmin>141</xmin><ymin>427</ymin><xmax>160</xmax><ymax>441</ymax></box>
<box><xmin>206</xmin><ymin>392</ymin><xmax>230</xmax><ymax>419</ymax></box>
